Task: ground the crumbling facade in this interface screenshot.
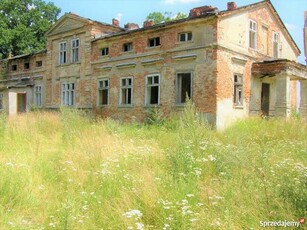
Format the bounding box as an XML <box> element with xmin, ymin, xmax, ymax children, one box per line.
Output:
<box><xmin>0</xmin><ymin>0</ymin><xmax>306</xmax><ymax>129</ymax></box>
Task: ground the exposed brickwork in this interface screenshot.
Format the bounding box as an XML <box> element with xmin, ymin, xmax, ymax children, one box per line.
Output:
<box><xmin>0</xmin><ymin>1</ymin><xmax>305</xmax><ymax>128</ymax></box>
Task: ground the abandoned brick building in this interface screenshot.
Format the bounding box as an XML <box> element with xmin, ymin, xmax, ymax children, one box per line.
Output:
<box><xmin>0</xmin><ymin>0</ymin><xmax>307</xmax><ymax>129</ymax></box>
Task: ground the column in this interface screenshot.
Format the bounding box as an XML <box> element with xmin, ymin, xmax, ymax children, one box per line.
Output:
<box><xmin>275</xmin><ymin>74</ymin><xmax>291</xmax><ymax>117</ymax></box>
<box><xmin>300</xmin><ymin>80</ymin><xmax>307</xmax><ymax>118</ymax></box>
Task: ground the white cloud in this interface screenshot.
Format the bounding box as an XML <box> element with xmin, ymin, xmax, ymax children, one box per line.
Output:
<box><xmin>115</xmin><ymin>13</ymin><xmax>123</xmax><ymax>21</ymax></box>
<box><xmin>163</xmin><ymin>0</ymin><xmax>201</xmax><ymax>5</ymax></box>
<box><xmin>285</xmin><ymin>23</ymin><xmax>297</xmax><ymax>30</ymax></box>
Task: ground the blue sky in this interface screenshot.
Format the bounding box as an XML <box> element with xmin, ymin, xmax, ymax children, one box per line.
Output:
<box><xmin>49</xmin><ymin>0</ymin><xmax>306</xmax><ymax>64</ymax></box>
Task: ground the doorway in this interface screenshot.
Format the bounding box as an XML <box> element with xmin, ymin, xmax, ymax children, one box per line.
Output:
<box><xmin>17</xmin><ymin>93</ymin><xmax>27</xmax><ymax>113</ymax></box>
<box><xmin>261</xmin><ymin>83</ymin><xmax>270</xmax><ymax>116</ymax></box>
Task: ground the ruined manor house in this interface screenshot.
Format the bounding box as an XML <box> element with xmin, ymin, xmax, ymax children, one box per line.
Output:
<box><xmin>0</xmin><ymin>0</ymin><xmax>307</xmax><ymax>129</ymax></box>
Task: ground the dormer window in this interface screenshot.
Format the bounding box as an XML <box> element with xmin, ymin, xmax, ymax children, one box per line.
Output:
<box><xmin>36</xmin><ymin>61</ymin><xmax>43</xmax><ymax>67</ymax></box>
<box><xmin>249</xmin><ymin>20</ymin><xmax>257</xmax><ymax>49</ymax></box>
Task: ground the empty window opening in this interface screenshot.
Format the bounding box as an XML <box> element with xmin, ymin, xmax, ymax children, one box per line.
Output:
<box><xmin>148</xmin><ymin>37</ymin><xmax>160</xmax><ymax>47</ymax></box>
<box><xmin>98</xmin><ymin>79</ymin><xmax>109</xmax><ymax>105</ymax></box>
<box><xmin>233</xmin><ymin>74</ymin><xmax>243</xmax><ymax>106</ymax></box>
<box><xmin>123</xmin><ymin>42</ymin><xmax>133</xmax><ymax>52</ymax></box>
<box><xmin>146</xmin><ymin>75</ymin><xmax>160</xmax><ymax>105</ymax></box>
<box><xmin>176</xmin><ymin>73</ymin><xmax>192</xmax><ymax>103</ymax></box>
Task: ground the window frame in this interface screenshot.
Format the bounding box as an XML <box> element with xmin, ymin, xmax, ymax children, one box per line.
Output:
<box><xmin>61</xmin><ymin>82</ymin><xmax>75</xmax><ymax>106</ymax></box>
<box><xmin>100</xmin><ymin>47</ymin><xmax>109</xmax><ymax>56</ymax></box>
<box><xmin>148</xmin><ymin>37</ymin><xmax>161</xmax><ymax>47</ymax></box>
<box><xmin>11</xmin><ymin>64</ymin><xmax>17</xmax><ymax>71</ymax></box>
<box><xmin>145</xmin><ymin>74</ymin><xmax>160</xmax><ymax>106</ymax></box>
<box><xmin>24</xmin><ymin>62</ymin><xmax>30</xmax><ymax>70</ymax></box>
<box><xmin>34</xmin><ymin>85</ymin><xmax>42</xmax><ymax>107</ymax></box>
<box><xmin>178</xmin><ymin>32</ymin><xmax>193</xmax><ymax>42</ymax></box>
<box><xmin>119</xmin><ymin>77</ymin><xmax>133</xmax><ymax>106</ymax></box>
<box><xmin>59</xmin><ymin>41</ymin><xmax>67</xmax><ymax>65</ymax></box>
<box><xmin>273</xmin><ymin>32</ymin><xmax>279</xmax><ymax>58</ymax></box>
<box><xmin>233</xmin><ymin>74</ymin><xmax>243</xmax><ymax>107</ymax></box>
<box><xmin>123</xmin><ymin>42</ymin><xmax>133</xmax><ymax>52</ymax></box>
<box><xmin>71</xmin><ymin>38</ymin><xmax>80</xmax><ymax>63</ymax></box>
<box><xmin>97</xmin><ymin>78</ymin><xmax>109</xmax><ymax>106</ymax></box>
<box><xmin>35</xmin><ymin>60</ymin><xmax>43</xmax><ymax>68</ymax></box>
<box><xmin>176</xmin><ymin>72</ymin><xmax>192</xmax><ymax>104</ymax></box>
<box><xmin>249</xmin><ymin>20</ymin><xmax>257</xmax><ymax>49</ymax></box>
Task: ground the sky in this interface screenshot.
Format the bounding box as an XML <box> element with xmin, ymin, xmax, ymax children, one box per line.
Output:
<box><xmin>49</xmin><ymin>0</ymin><xmax>306</xmax><ymax>64</ymax></box>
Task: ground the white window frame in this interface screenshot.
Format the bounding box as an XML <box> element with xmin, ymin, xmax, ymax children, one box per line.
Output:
<box><xmin>98</xmin><ymin>78</ymin><xmax>109</xmax><ymax>106</ymax></box>
<box><xmin>0</xmin><ymin>93</ymin><xmax>4</xmax><ymax>110</ymax></box>
<box><xmin>145</xmin><ymin>74</ymin><xmax>160</xmax><ymax>106</ymax></box>
<box><xmin>34</xmin><ymin>85</ymin><xmax>42</xmax><ymax>107</ymax></box>
<box><xmin>61</xmin><ymin>83</ymin><xmax>75</xmax><ymax>106</ymax></box>
<box><xmin>233</xmin><ymin>74</ymin><xmax>243</xmax><ymax>106</ymax></box>
<box><xmin>119</xmin><ymin>77</ymin><xmax>133</xmax><ymax>106</ymax></box>
<box><xmin>273</xmin><ymin>32</ymin><xmax>279</xmax><ymax>58</ymax></box>
<box><xmin>59</xmin><ymin>41</ymin><xmax>67</xmax><ymax>64</ymax></box>
<box><xmin>249</xmin><ymin>20</ymin><xmax>257</xmax><ymax>49</ymax></box>
<box><xmin>178</xmin><ymin>32</ymin><xmax>192</xmax><ymax>42</ymax></box>
<box><xmin>101</xmin><ymin>47</ymin><xmax>109</xmax><ymax>56</ymax></box>
<box><xmin>176</xmin><ymin>72</ymin><xmax>192</xmax><ymax>104</ymax></box>
<box><xmin>71</xmin><ymin>38</ymin><xmax>80</xmax><ymax>63</ymax></box>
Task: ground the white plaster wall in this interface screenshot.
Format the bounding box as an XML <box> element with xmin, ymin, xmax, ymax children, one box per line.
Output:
<box><xmin>216</xmin><ymin>98</ymin><xmax>248</xmax><ymax>130</ymax></box>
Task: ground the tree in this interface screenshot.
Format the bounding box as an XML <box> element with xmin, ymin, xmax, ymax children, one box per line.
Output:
<box><xmin>146</xmin><ymin>11</ymin><xmax>187</xmax><ymax>24</ymax></box>
<box><xmin>0</xmin><ymin>0</ymin><xmax>61</xmax><ymax>59</ymax></box>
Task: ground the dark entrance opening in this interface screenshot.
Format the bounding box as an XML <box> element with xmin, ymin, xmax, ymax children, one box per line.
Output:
<box><xmin>17</xmin><ymin>93</ymin><xmax>27</xmax><ymax>113</ymax></box>
<box><xmin>261</xmin><ymin>83</ymin><xmax>270</xmax><ymax>116</ymax></box>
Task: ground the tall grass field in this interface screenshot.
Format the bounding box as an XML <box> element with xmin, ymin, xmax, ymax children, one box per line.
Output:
<box><xmin>0</xmin><ymin>105</ymin><xmax>306</xmax><ymax>229</ymax></box>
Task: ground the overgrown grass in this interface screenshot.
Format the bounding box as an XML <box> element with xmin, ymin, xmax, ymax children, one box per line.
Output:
<box><xmin>0</xmin><ymin>107</ymin><xmax>306</xmax><ymax>229</ymax></box>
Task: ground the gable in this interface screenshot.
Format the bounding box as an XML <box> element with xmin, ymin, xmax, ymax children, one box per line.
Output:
<box><xmin>219</xmin><ymin>1</ymin><xmax>300</xmax><ymax>57</ymax></box>
<box><xmin>46</xmin><ymin>14</ymin><xmax>89</xmax><ymax>37</ymax></box>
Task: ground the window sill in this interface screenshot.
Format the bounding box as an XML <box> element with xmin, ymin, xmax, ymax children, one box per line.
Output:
<box><xmin>233</xmin><ymin>105</ymin><xmax>244</xmax><ymax>109</ymax></box>
<box><xmin>97</xmin><ymin>105</ymin><xmax>109</xmax><ymax>108</ymax></box>
<box><xmin>145</xmin><ymin>46</ymin><xmax>161</xmax><ymax>50</ymax></box>
<box><xmin>143</xmin><ymin>104</ymin><xmax>160</xmax><ymax>108</ymax></box>
<box><xmin>118</xmin><ymin>105</ymin><xmax>134</xmax><ymax>108</ymax></box>
<box><xmin>175</xmin><ymin>40</ymin><xmax>194</xmax><ymax>45</ymax></box>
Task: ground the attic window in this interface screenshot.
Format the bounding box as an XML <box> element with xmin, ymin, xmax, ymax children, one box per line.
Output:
<box><xmin>178</xmin><ymin>32</ymin><xmax>192</xmax><ymax>42</ymax></box>
<box><xmin>273</xmin><ymin>32</ymin><xmax>279</xmax><ymax>58</ymax></box>
<box><xmin>148</xmin><ymin>37</ymin><xmax>160</xmax><ymax>47</ymax></box>
<box><xmin>36</xmin><ymin>61</ymin><xmax>43</xmax><ymax>67</ymax></box>
<box><xmin>101</xmin><ymin>47</ymin><xmax>109</xmax><ymax>56</ymax></box>
<box><xmin>11</xmin><ymin>64</ymin><xmax>17</xmax><ymax>71</ymax></box>
<box><xmin>123</xmin><ymin>42</ymin><xmax>133</xmax><ymax>52</ymax></box>
<box><xmin>24</xmin><ymin>62</ymin><xmax>30</xmax><ymax>70</ymax></box>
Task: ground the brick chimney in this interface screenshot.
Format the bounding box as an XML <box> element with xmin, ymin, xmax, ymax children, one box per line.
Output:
<box><xmin>227</xmin><ymin>2</ymin><xmax>237</xmax><ymax>10</ymax></box>
<box><xmin>189</xmin><ymin>6</ymin><xmax>218</xmax><ymax>17</ymax></box>
<box><xmin>124</xmin><ymin>23</ymin><xmax>139</xmax><ymax>30</ymax></box>
<box><xmin>143</xmin><ymin>20</ymin><xmax>154</xmax><ymax>28</ymax></box>
<box><xmin>112</xmin><ymin>18</ymin><xmax>119</xmax><ymax>27</ymax></box>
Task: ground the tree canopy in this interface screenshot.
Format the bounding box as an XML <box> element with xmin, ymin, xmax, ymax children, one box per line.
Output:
<box><xmin>0</xmin><ymin>0</ymin><xmax>60</xmax><ymax>59</ymax></box>
<box><xmin>146</xmin><ymin>11</ymin><xmax>187</xmax><ymax>24</ymax></box>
